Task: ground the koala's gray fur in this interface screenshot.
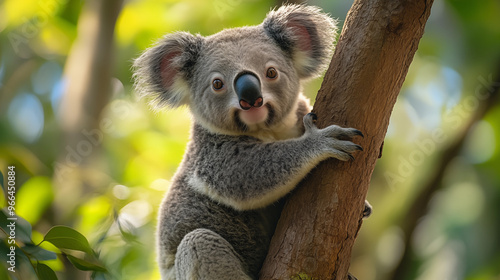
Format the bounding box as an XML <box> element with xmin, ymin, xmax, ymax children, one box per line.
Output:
<box><xmin>134</xmin><ymin>4</ymin><xmax>367</xmax><ymax>280</ymax></box>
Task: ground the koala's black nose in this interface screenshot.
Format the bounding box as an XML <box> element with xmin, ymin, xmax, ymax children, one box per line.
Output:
<box><xmin>234</xmin><ymin>73</ymin><xmax>263</xmax><ymax>110</ymax></box>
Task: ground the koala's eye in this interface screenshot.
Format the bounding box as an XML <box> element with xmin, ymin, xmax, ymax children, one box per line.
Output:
<box><xmin>266</xmin><ymin>67</ymin><xmax>278</xmax><ymax>79</ymax></box>
<box><xmin>212</xmin><ymin>79</ymin><xmax>224</xmax><ymax>91</ymax></box>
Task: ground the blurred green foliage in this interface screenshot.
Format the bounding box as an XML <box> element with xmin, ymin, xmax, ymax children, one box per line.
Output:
<box><xmin>0</xmin><ymin>0</ymin><xmax>499</xmax><ymax>279</ymax></box>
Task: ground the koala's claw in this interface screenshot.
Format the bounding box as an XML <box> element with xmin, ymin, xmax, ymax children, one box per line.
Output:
<box><xmin>307</xmin><ymin>112</ymin><xmax>318</xmax><ymax>121</ymax></box>
<box><xmin>353</xmin><ymin>129</ymin><xmax>364</xmax><ymax>138</ymax></box>
<box><xmin>303</xmin><ymin>113</ymin><xmax>318</xmax><ymax>131</ymax></box>
<box><xmin>348</xmin><ymin>273</ymin><xmax>358</xmax><ymax>280</ymax></box>
<box><xmin>303</xmin><ymin>113</ymin><xmax>364</xmax><ymax>162</ymax></box>
<box><xmin>363</xmin><ymin>200</ymin><xmax>372</xmax><ymax>219</ymax></box>
<box><xmin>340</xmin><ymin>128</ymin><xmax>364</xmax><ymax>140</ymax></box>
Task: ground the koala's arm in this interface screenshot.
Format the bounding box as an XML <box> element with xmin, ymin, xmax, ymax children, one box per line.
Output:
<box><xmin>189</xmin><ymin>114</ymin><xmax>363</xmax><ymax>211</ymax></box>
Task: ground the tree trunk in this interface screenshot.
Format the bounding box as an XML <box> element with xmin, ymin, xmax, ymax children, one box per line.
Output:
<box><xmin>260</xmin><ymin>0</ymin><xmax>434</xmax><ymax>279</ymax></box>
<box><xmin>54</xmin><ymin>0</ymin><xmax>123</xmax><ymax>211</ymax></box>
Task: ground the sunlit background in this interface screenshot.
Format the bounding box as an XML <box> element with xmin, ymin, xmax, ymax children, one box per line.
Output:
<box><xmin>0</xmin><ymin>0</ymin><xmax>499</xmax><ymax>279</ymax></box>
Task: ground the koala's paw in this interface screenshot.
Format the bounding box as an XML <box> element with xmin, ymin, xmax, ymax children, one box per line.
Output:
<box><xmin>303</xmin><ymin>113</ymin><xmax>363</xmax><ymax>161</ymax></box>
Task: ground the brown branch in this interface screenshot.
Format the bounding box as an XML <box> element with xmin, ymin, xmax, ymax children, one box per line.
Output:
<box><xmin>260</xmin><ymin>0</ymin><xmax>434</xmax><ymax>279</ymax></box>
<box><xmin>390</xmin><ymin>66</ymin><xmax>500</xmax><ymax>280</ymax></box>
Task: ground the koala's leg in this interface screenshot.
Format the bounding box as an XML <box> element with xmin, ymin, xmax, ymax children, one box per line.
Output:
<box><xmin>175</xmin><ymin>228</ymin><xmax>253</xmax><ymax>280</ymax></box>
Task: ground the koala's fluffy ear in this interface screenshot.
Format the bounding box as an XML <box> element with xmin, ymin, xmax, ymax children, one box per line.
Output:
<box><xmin>263</xmin><ymin>4</ymin><xmax>337</xmax><ymax>79</ymax></box>
<box><xmin>133</xmin><ymin>32</ymin><xmax>203</xmax><ymax>108</ymax></box>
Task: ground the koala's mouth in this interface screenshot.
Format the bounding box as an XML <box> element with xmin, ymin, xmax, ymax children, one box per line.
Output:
<box><xmin>234</xmin><ymin>103</ymin><xmax>275</xmax><ymax>131</ymax></box>
<box><xmin>239</xmin><ymin>106</ymin><xmax>268</xmax><ymax>125</ymax></box>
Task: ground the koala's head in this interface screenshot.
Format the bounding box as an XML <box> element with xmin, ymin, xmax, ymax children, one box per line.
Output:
<box><xmin>134</xmin><ymin>4</ymin><xmax>337</xmax><ymax>136</ymax></box>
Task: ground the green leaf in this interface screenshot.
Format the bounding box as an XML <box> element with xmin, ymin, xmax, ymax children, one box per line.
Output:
<box><xmin>0</xmin><ymin>242</ymin><xmax>35</xmax><ymax>276</ymax></box>
<box><xmin>22</xmin><ymin>244</ymin><xmax>57</xmax><ymax>261</ymax></box>
<box><xmin>116</xmin><ymin>216</ymin><xmax>138</xmax><ymax>244</ymax></box>
<box><xmin>16</xmin><ymin>214</ymin><xmax>33</xmax><ymax>244</ymax></box>
<box><xmin>0</xmin><ymin>262</ymin><xmax>10</xmax><ymax>280</ymax></box>
<box><xmin>37</xmin><ymin>263</ymin><xmax>58</xmax><ymax>280</ymax></box>
<box><xmin>66</xmin><ymin>255</ymin><xmax>106</xmax><ymax>272</ymax></box>
<box><xmin>0</xmin><ymin>170</ymin><xmax>4</xmax><ymax>192</ymax></box>
<box><xmin>43</xmin><ymin>226</ymin><xmax>93</xmax><ymax>254</ymax></box>
<box><xmin>0</xmin><ymin>209</ymin><xmax>33</xmax><ymax>244</ymax></box>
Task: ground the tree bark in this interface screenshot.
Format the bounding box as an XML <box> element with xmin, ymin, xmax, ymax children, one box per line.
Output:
<box><xmin>260</xmin><ymin>0</ymin><xmax>434</xmax><ymax>279</ymax></box>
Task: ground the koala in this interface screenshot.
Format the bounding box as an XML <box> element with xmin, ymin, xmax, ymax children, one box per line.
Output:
<box><xmin>134</xmin><ymin>4</ymin><xmax>369</xmax><ymax>280</ymax></box>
